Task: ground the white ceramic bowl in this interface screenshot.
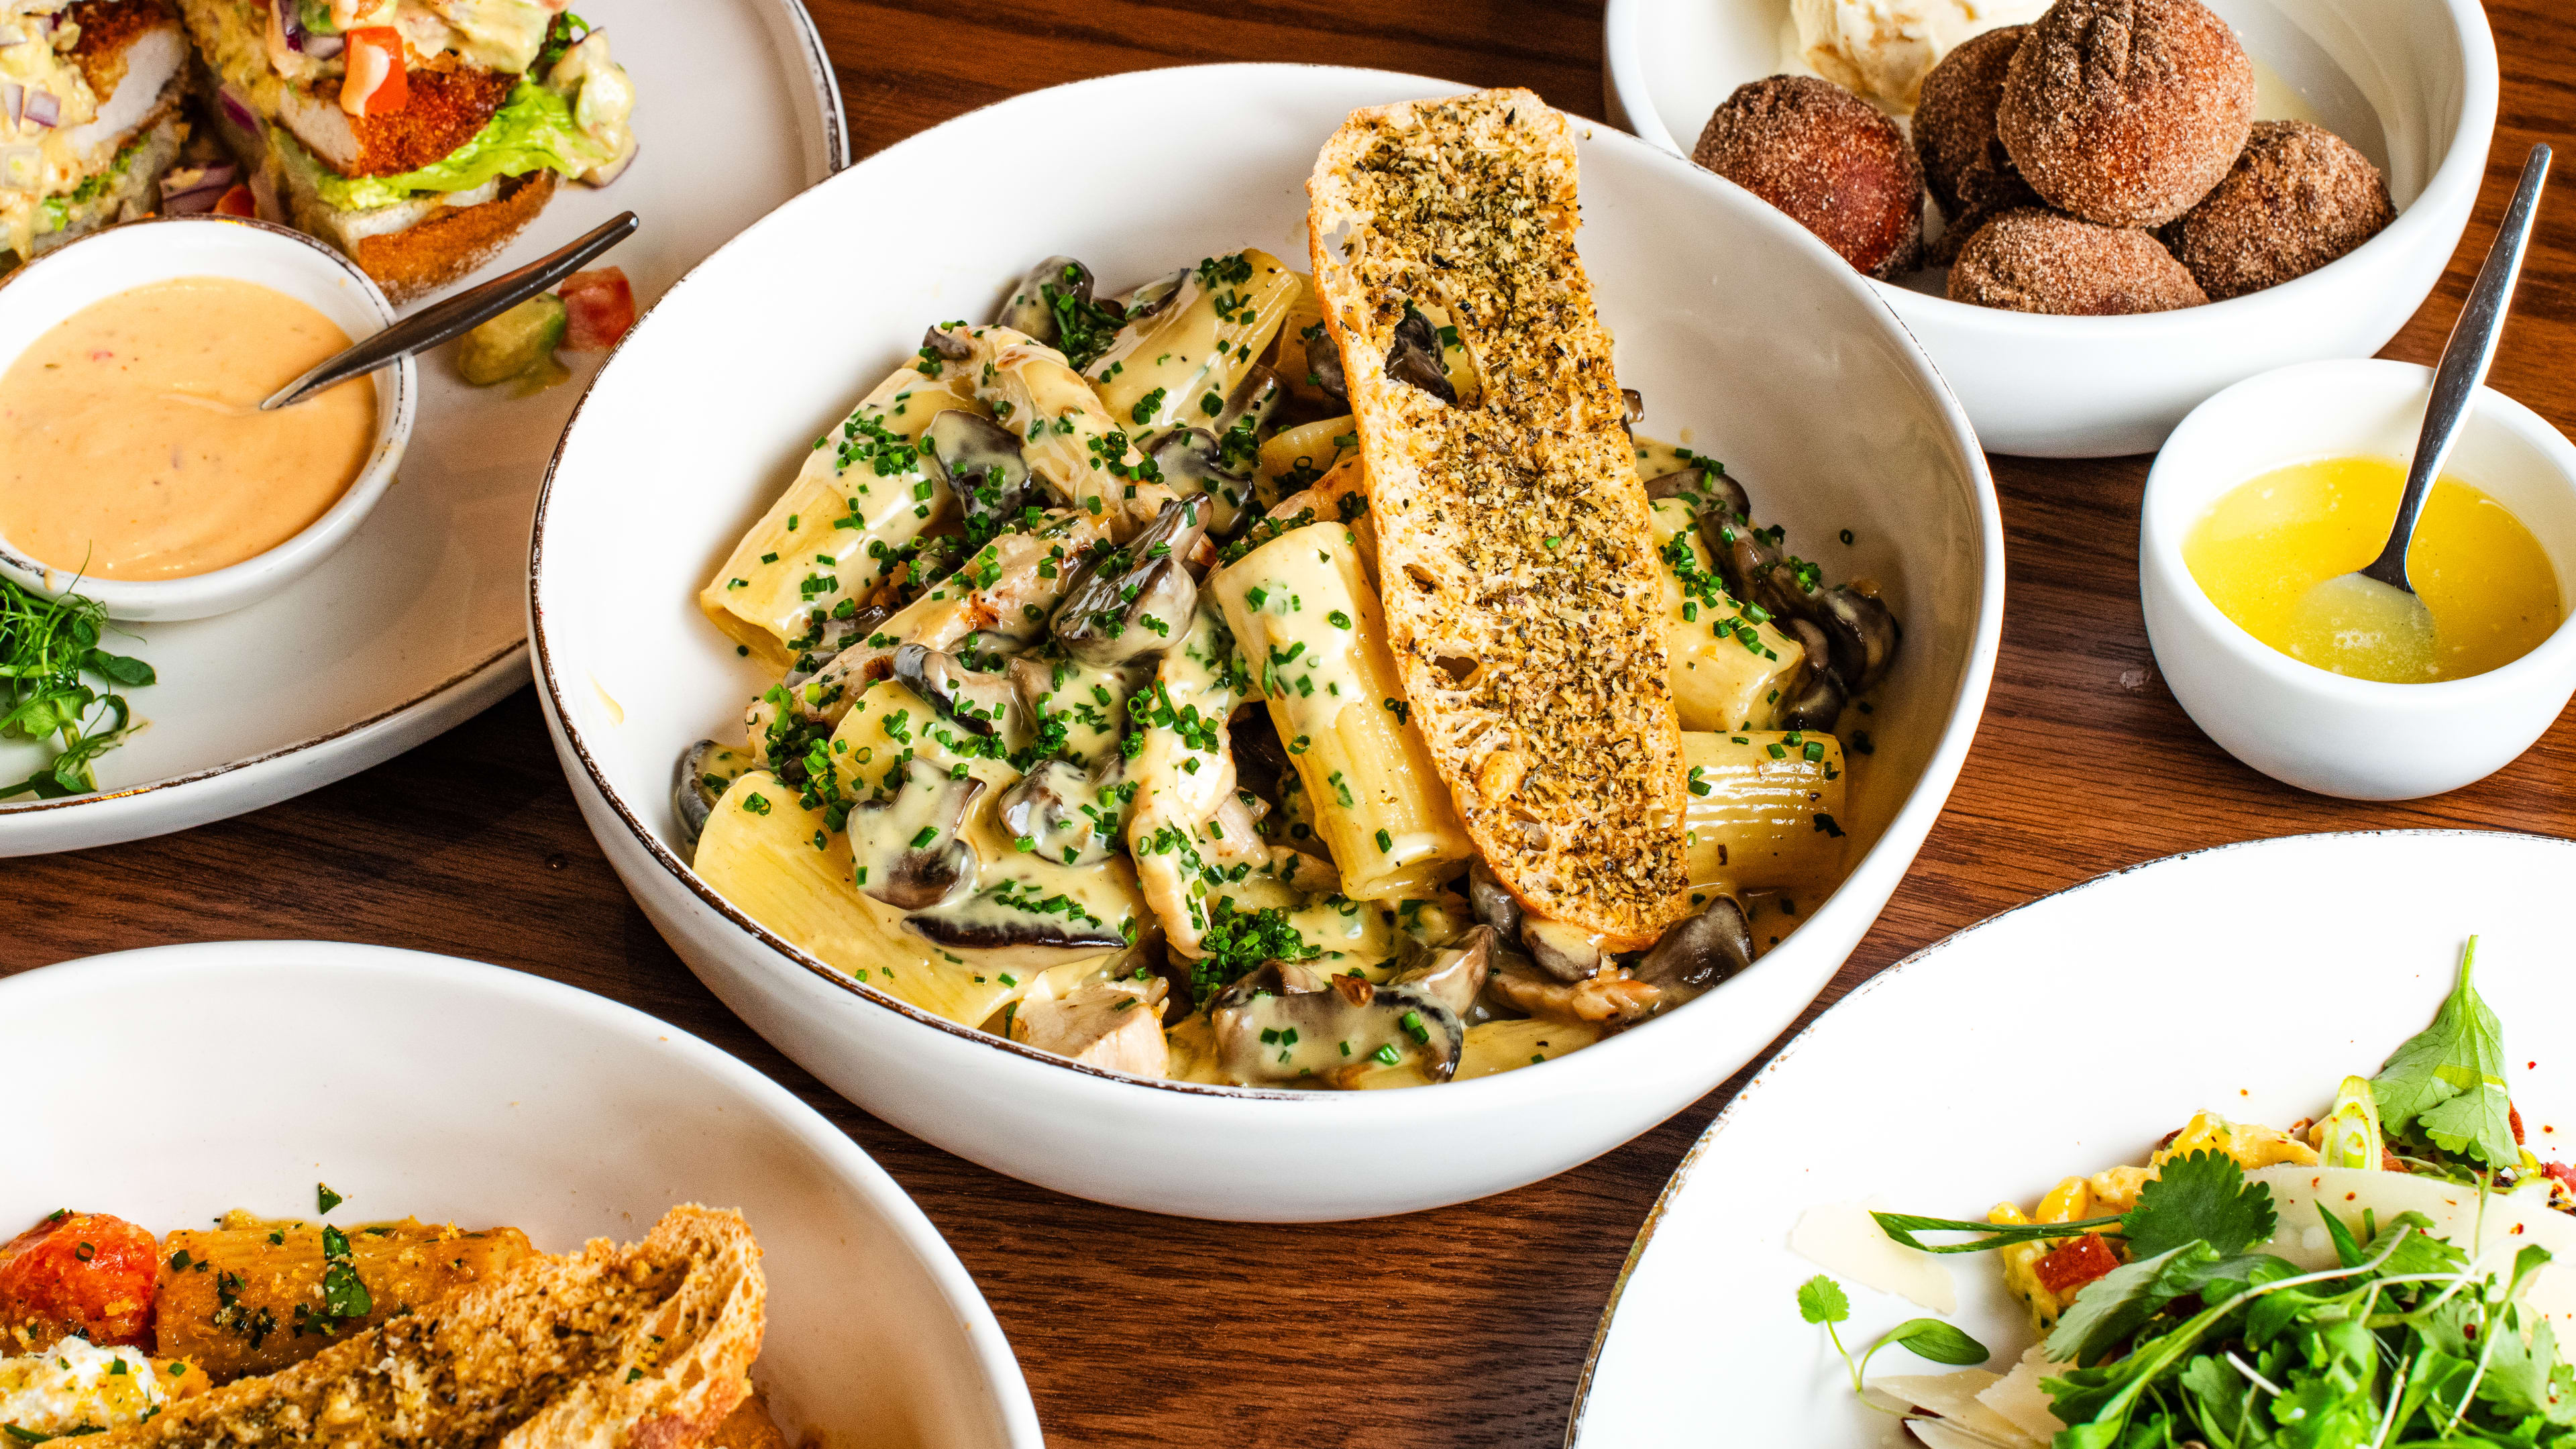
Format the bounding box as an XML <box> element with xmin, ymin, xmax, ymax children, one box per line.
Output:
<box><xmin>531</xmin><ymin>63</ymin><xmax>2003</xmax><ymax>1222</ymax></box>
<box><xmin>0</xmin><ymin>216</ymin><xmax>414</xmax><ymax>621</ymax></box>
<box><xmin>1603</xmin><ymin>0</ymin><xmax>2498</xmax><ymax>457</ymax></box>
<box><xmin>1</xmin><ymin>939</ymin><xmax>1042</xmax><ymax>1448</ymax></box>
<box><xmin>2141</xmin><ymin>358</ymin><xmax>2576</xmax><ymax>798</ymax></box>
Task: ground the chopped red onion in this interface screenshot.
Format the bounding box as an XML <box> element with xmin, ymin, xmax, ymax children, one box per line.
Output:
<box><xmin>22</xmin><ymin>88</ymin><xmax>56</xmax><ymax>129</ymax></box>
<box><xmin>273</xmin><ymin>0</ymin><xmax>340</xmax><ymax>58</ymax></box>
<box><xmin>161</xmin><ymin>163</ymin><xmax>239</xmax><ymax>215</ymax></box>
<box><xmin>2</xmin><ymin>82</ymin><xmax>20</xmax><ymax>130</ymax></box>
<box><xmin>218</xmin><ymin>85</ymin><xmax>261</xmax><ymax>136</ymax></box>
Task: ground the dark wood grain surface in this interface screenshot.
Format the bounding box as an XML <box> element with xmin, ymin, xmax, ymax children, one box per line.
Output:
<box><xmin>11</xmin><ymin>4</ymin><xmax>2575</xmax><ymax>1444</ymax></box>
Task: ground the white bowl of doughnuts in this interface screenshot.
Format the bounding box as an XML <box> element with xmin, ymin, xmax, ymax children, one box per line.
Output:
<box><xmin>1605</xmin><ymin>0</ymin><xmax>2498</xmax><ymax>456</ymax></box>
<box><xmin>529</xmin><ymin>64</ymin><xmax>2003</xmax><ymax>1222</ymax></box>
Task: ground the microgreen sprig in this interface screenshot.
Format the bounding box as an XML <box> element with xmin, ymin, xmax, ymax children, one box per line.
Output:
<box><xmin>0</xmin><ymin>576</ymin><xmax>155</xmax><ymax>800</ymax></box>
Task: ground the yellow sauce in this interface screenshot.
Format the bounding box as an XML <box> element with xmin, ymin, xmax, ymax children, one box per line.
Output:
<box><xmin>0</xmin><ymin>277</ymin><xmax>375</xmax><ymax>582</ymax></box>
<box><xmin>2185</xmin><ymin>455</ymin><xmax>2561</xmax><ymax>683</ymax></box>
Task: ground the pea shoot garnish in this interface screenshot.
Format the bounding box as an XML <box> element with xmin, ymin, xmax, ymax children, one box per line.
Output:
<box><xmin>0</xmin><ymin>576</ymin><xmax>154</xmax><ymax>800</ymax></box>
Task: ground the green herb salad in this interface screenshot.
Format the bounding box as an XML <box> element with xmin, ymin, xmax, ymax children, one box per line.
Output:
<box><xmin>1799</xmin><ymin>939</ymin><xmax>2576</xmax><ymax>1447</ymax></box>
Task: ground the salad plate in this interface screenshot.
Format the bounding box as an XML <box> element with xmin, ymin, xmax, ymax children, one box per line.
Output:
<box><xmin>0</xmin><ymin>0</ymin><xmax>845</xmax><ymax>857</ymax></box>
<box><xmin>1568</xmin><ymin>828</ymin><xmax>2576</xmax><ymax>1446</ymax></box>
<box><xmin>2</xmin><ymin>938</ymin><xmax>1042</xmax><ymax>1447</ymax></box>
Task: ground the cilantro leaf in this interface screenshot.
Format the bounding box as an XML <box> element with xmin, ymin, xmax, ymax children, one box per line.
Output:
<box><xmin>2121</xmin><ymin>1150</ymin><xmax>2277</xmax><ymax>1260</ymax></box>
<box><xmin>2370</xmin><ymin>936</ymin><xmax>2519</xmax><ymax>1169</ymax></box>
<box><xmin>1795</xmin><ymin>1274</ymin><xmax>1849</xmax><ymax>1326</ymax></box>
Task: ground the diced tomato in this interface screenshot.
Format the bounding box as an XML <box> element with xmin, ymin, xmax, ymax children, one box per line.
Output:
<box><xmin>558</xmin><ymin>266</ymin><xmax>637</xmax><ymax>352</ymax></box>
<box><xmin>213</xmin><ymin>183</ymin><xmax>256</xmax><ymax>217</ymax></box>
<box><xmin>2033</xmin><ymin>1232</ymin><xmax>2123</xmax><ymax>1295</ymax></box>
<box><xmin>2513</xmin><ymin>1104</ymin><xmax>2528</xmax><ymax>1145</ymax></box>
<box><xmin>2542</xmin><ymin>1161</ymin><xmax>2576</xmax><ymax>1199</ymax></box>
<box><xmin>339</xmin><ymin>27</ymin><xmax>409</xmax><ymax>117</ymax></box>
<box><xmin>0</xmin><ymin>1211</ymin><xmax>159</xmax><ymax>1354</ymax></box>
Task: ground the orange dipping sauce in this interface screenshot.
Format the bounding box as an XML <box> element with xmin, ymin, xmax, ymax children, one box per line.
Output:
<box><xmin>0</xmin><ymin>276</ymin><xmax>375</xmax><ymax>582</ymax></box>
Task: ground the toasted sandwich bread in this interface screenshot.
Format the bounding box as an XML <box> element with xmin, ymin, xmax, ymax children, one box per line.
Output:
<box><xmin>93</xmin><ymin>1205</ymin><xmax>764</xmax><ymax>1449</ymax></box>
<box><xmin>1307</xmin><ymin>88</ymin><xmax>1690</xmax><ymax>949</ymax></box>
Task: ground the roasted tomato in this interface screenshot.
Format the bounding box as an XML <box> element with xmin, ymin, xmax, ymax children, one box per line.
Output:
<box><xmin>558</xmin><ymin>266</ymin><xmax>636</xmax><ymax>352</ymax></box>
<box><xmin>0</xmin><ymin>1211</ymin><xmax>160</xmax><ymax>1353</ymax></box>
<box><xmin>2033</xmin><ymin>1232</ymin><xmax>2123</xmax><ymax>1295</ymax></box>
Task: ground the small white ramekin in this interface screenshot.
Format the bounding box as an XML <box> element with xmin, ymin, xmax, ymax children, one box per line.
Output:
<box><xmin>0</xmin><ymin>215</ymin><xmax>413</xmax><ymax>621</ymax></box>
<box><xmin>2141</xmin><ymin>358</ymin><xmax>2576</xmax><ymax>799</ymax></box>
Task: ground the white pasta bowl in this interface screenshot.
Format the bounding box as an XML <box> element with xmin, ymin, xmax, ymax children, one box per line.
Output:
<box><xmin>0</xmin><ymin>939</ymin><xmax>1041</xmax><ymax>1448</ymax></box>
<box><xmin>530</xmin><ymin>63</ymin><xmax>2002</xmax><ymax>1221</ymax></box>
<box><xmin>1602</xmin><ymin>0</ymin><xmax>2498</xmax><ymax>457</ymax></box>
<box><xmin>0</xmin><ymin>215</ymin><xmax>414</xmax><ymax>621</ymax></box>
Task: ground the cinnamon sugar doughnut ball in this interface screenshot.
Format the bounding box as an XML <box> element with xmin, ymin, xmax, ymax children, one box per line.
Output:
<box><xmin>1949</xmin><ymin>207</ymin><xmax>2208</xmax><ymax>314</ymax></box>
<box><xmin>1913</xmin><ymin>25</ymin><xmax>2043</xmax><ymax>258</ymax></box>
<box><xmin>1693</xmin><ymin>75</ymin><xmax>1923</xmax><ymax>279</ymax></box>
<box><xmin>2166</xmin><ymin>120</ymin><xmax>2396</xmax><ymax>299</ymax></box>
<box><xmin>1998</xmin><ymin>0</ymin><xmax>2255</xmax><ymax>228</ymax></box>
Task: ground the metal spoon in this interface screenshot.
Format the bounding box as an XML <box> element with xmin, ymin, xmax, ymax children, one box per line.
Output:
<box><xmin>260</xmin><ymin>210</ymin><xmax>639</xmax><ymax>411</ymax></box>
<box><xmin>2295</xmin><ymin>144</ymin><xmax>2550</xmax><ymax>676</ymax></box>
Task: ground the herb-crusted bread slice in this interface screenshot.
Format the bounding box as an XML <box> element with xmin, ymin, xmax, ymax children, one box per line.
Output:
<box><xmin>96</xmin><ymin>1205</ymin><xmax>763</xmax><ymax>1448</ymax></box>
<box><xmin>1306</xmin><ymin>87</ymin><xmax>1690</xmax><ymax>948</ymax></box>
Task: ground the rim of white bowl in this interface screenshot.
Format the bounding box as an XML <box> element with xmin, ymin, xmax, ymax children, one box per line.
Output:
<box><xmin>2141</xmin><ymin>356</ymin><xmax>2576</xmax><ymax>704</ymax></box>
<box><xmin>1560</xmin><ymin>825</ymin><xmax>2576</xmax><ymax>1447</ymax></box>
<box><xmin>0</xmin><ymin>213</ymin><xmax>417</xmax><ymax>611</ymax></box>
<box><xmin>528</xmin><ymin>60</ymin><xmax>2008</xmax><ymax>1106</ymax></box>
<box><xmin>1601</xmin><ymin>0</ymin><xmax>2502</xmax><ymax>333</ymax></box>
<box><xmin>0</xmin><ymin>936</ymin><xmax>1044</xmax><ymax>1448</ymax></box>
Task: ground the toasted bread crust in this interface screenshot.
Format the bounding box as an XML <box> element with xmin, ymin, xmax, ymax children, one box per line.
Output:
<box><xmin>1307</xmin><ymin>88</ymin><xmax>1689</xmax><ymax>948</ymax></box>
<box><xmin>92</xmin><ymin>1205</ymin><xmax>764</xmax><ymax>1449</ymax></box>
<box><xmin>343</xmin><ymin>167</ymin><xmax>555</xmax><ymax>302</ymax></box>
<box><xmin>312</xmin><ymin>61</ymin><xmax>515</xmax><ymax>178</ymax></box>
<box><xmin>64</xmin><ymin>0</ymin><xmax>178</xmax><ymax>98</ymax></box>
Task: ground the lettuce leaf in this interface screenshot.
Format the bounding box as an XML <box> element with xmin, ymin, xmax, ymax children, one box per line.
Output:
<box><xmin>312</xmin><ymin>79</ymin><xmax>606</xmax><ymax>213</ymax></box>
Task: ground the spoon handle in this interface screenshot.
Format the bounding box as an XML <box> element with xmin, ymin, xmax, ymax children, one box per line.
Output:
<box><xmin>260</xmin><ymin>210</ymin><xmax>639</xmax><ymax>411</ymax></box>
<box><xmin>2365</xmin><ymin>144</ymin><xmax>2551</xmax><ymax>591</ymax></box>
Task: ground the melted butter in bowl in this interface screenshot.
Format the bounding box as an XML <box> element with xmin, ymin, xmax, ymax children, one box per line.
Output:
<box><xmin>0</xmin><ymin>276</ymin><xmax>378</xmax><ymax>583</ymax></box>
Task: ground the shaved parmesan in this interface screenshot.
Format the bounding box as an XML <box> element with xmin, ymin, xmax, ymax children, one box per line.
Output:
<box><xmin>1870</xmin><ymin>1371</ymin><xmax>2038</xmax><ymax>1448</ymax></box>
<box><xmin>2248</xmin><ymin>1167</ymin><xmax>2576</xmax><ymax>1336</ymax></box>
<box><xmin>1905</xmin><ymin>1416</ymin><xmax>2021</xmax><ymax>1449</ymax></box>
<box><xmin>1791</xmin><ymin>1196</ymin><xmax>1957</xmax><ymax>1313</ymax></box>
<box><xmin>1976</xmin><ymin>1345</ymin><xmax>2065</xmax><ymax>1443</ymax></box>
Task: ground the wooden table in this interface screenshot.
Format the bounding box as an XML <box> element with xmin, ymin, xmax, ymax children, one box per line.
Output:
<box><xmin>11</xmin><ymin>4</ymin><xmax>2574</xmax><ymax>1443</ymax></box>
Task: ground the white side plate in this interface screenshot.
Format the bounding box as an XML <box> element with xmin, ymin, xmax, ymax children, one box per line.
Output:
<box><xmin>3</xmin><ymin>938</ymin><xmax>1042</xmax><ymax>1447</ymax></box>
<box><xmin>0</xmin><ymin>0</ymin><xmax>847</xmax><ymax>855</ymax></box>
<box><xmin>1566</xmin><ymin>829</ymin><xmax>2576</xmax><ymax>1446</ymax></box>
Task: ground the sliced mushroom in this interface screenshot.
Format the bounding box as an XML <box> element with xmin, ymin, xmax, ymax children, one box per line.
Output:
<box><xmin>994</xmin><ymin>256</ymin><xmax>1095</xmax><ymax>343</ymax></box>
<box><xmin>1142</xmin><ymin>428</ymin><xmax>1250</xmax><ymax>535</ymax></box>
<box><xmin>1051</xmin><ymin>498</ymin><xmax>1210</xmax><ymax>666</ymax></box>
<box><xmin>922</xmin><ymin>409</ymin><xmax>1034</xmax><ymax>537</ymax></box>
<box><xmin>920</xmin><ymin>325</ymin><xmax>973</xmax><ymax>364</ymax></box>
<box><xmin>1815</xmin><ymin>585</ymin><xmax>1900</xmax><ymax>693</ymax></box>
<box><xmin>1644</xmin><ymin>465</ymin><xmax>1753</xmax><ymax>527</ymax></box>
<box><xmin>1632</xmin><ymin>897</ymin><xmax>1754</xmax><ymax>1004</ymax></box>
<box><xmin>1307</xmin><ymin>325</ymin><xmax>1349</xmax><ymax>406</ymax></box>
<box><xmin>1385</xmin><ymin>306</ymin><xmax>1456</xmax><ymax>404</ymax></box>
<box><xmin>853</xmin><ymin>759</ymin><xmax>981</xmax><ymax>909</ymax></box>
<box><xmin>1620</xmin><ymin>387</ymin><xmax>1644</xmax><ymax>429</ymax></box>
<box><xmin>1521</xmin><ymin>917</ymin><xmax>1607</xmax><ymax>983</ymax></box>
<box><xmin>1008</xmin><ymin>979</ymin><xmax>1169</xmax><ymax>1075</ymax></box>
<box><xmin>996</xmin><ymin>757</ymin><xmax>1118</xmax><ymax>867</ymax></box>
<box><xmin>1215</xmin><ymin>366</ymin><xmax>1286</xmax><ymax>441</ymax></box>
<box><xmin>1699</xmin><ymin>511</ymin><xmax>1813</xmax><ymax>623</ymax></box>
<box><xmin>1393</xmin><ymin>926</ymin><xmax>1494</xmax><ymax>1018</ymax></box>
<box><xmin>1114</xmin><ymin>267</ymin><xmax>1189</xmax><ymax>325</ymax></box>
<box><xmin>671</xmin><ymin>739</ymin><xmax>747</xmax><ymax>855</ymax></box>
<box><xmin>1466</xmin><ymin>857</ymin><xmax>1524</xmax><ymax>943</ymax></box>
<box><xmin>1210</xmin><ymin>961</ymin><xmax>1469</xmax><ymax>1086</ymax></box>
<box><xmin>786</xmin><ymin>602</ymin><xmax>892</xmax><ymax>682</ymax></box>
<box><xmin>1776</xmin><ymin>617</ymin><xmax>1847</xmax><ymax>733</ymax></box>
<box><xmin>1484</xmin><ymin>952</ymin><xmax>1665</xmax><ymax>1027</ymax></box>
<box><xmin>893</xmin><ymin>643</ymin><xmax>1022</xmax><ymax>740</ymax></box>
<box><xmin>955</xmin><ymin>630</ymin><xmax>1029</xmax><ymax>672</ymax></box>
<box><xmin>906</xmin><ymin>887</ymin><xmax>1128</xmax><ymax>969</ymax></box>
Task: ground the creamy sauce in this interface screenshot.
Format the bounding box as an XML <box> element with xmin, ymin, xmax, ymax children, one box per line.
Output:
<box><xmin>2186</xmin><ymin>456</ymin><xmax>2561</xmax><ymax>683</ymax></box>
<box><xmin>0</xmin><ymin>278</ymin><xmax>374</xmax><ymax>581</ymax></box>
